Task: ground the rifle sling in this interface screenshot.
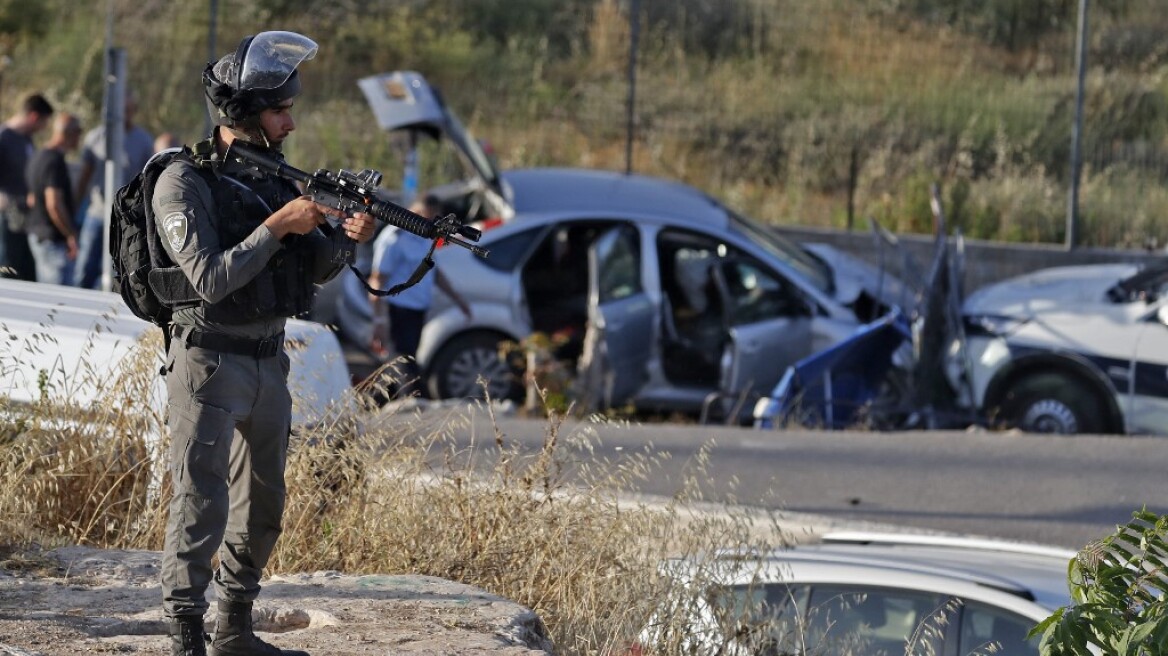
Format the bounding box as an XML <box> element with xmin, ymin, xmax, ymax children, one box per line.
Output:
<box><xmin>352</xmin><ymin>238</ymin><xmax>438</xmax><ymax>298</ymax></box>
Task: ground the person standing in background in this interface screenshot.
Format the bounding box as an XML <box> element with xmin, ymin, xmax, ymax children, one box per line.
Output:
<box><xmin>72</xmin><ymin>90</ymin><xmax>153</xmax><ymax>289</ymax></box>
<box><xmin>368</xmin><ymin>193</ymin><xmax>472</xmax><ymax>396</ymax></box>
<box><xmin>0</xmin><ymin>93</ymin><xmax>54</xmax><ymax>281</ymax></box>
<box><xmin>24</xmin><ymin>112</ymin><xmax>82</xmax><ymax>286</ymax></box>
<box><xmin>154</xmin><ymin>131</ymin><xmax>182</xmax><ymax>154</ymax></box>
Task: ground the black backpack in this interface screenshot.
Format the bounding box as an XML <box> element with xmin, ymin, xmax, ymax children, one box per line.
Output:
<box><xmin>109</xmin><ymin>148</ymin><xmax>204</xmax><ymax>336</ymax></box>
<box><xmin>109</xmin><ymin>149</ymin><xmax>175</xmax><ymax>326</ymax></box>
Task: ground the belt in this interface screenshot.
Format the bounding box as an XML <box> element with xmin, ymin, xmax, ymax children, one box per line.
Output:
<box><xmin>172</xmin><ymin>325</ymin><xmax>284</xmax><ymax>358</ymax></box>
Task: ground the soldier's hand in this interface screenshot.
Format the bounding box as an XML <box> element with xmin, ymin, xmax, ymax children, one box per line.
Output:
<box><xmin>343</xmin><ymin>211</ymin><xmax>376</xmax><ymax>243</ymax></box>
<box><xmin>265</xmin><ymin>196</ymin><xmax>331</xmax><ymax>238</ymax></box>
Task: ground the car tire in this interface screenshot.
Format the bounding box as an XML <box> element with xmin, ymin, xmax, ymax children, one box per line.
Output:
<box><xmin>998</xmin><ymin>373</ymin><xmax>1105</xmax><ymax>435</ymax></box>
<box><xmin>426</xmin><ymin>332</ymin><xmax>522</xmax><ymax>401</ymax></box>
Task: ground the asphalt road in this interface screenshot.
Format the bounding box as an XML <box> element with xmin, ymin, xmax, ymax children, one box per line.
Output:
<box><xmin>447</xmin><ymin>412</ymin><xmax>1167</xmax><ymax>550</ymax></box>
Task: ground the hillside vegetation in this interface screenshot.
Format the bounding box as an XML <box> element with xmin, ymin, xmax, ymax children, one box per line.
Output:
<box><xmin>1</xmin><ymin>0</ymin><xmax>1166</xmax><ymax>246</ymax></box>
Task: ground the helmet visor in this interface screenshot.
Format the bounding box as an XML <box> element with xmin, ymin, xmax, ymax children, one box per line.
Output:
<box><xmin>237</xmin><ymin>31</ymin><xmax>318</xmax><ymax>91</ymax></box>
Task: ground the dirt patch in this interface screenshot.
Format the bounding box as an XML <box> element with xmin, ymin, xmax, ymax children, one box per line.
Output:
<box><xmin>0</xmin><ymin>546</ymin><xmax>553</xmax><ymax>655</ymax></box>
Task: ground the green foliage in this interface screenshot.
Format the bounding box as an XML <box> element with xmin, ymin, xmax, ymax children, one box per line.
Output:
<box><xmin>0</xmin><ymin>0</ymin><xmax>1165</xmax><ymax>247</ymax></box>
<box><xmin>1036</xmin><ymin>509</ymin><xmax>1168</xmax><ymax>655</ymax></box>
<box><xmin>640</xmin><ymin>0</ymin><xmax>778</xmax><ymax>60</ymax></box>
<box><xmin>0</xmin><ymin>0</ymin><xmax>48</xmax><ymax>44</ymax></box>
<box><xmin>452</xmin><ymin>0</ymin><xmax>595</xmax><ymax>57</ymax></box>
<box><xmin>884</xmin><ymin>0</ymin><xmax>1132</xmax><ymax>51</ymax></box>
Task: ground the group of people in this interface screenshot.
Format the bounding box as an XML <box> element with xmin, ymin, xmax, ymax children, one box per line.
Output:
<box><xmin>0</xmin><ymin>91</ymin><xmax>179</xmax><ymax>287</ymax></box>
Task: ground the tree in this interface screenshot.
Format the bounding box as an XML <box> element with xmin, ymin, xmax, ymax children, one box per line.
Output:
<box><xmin>1035</xmin><ymin>509</ymin><xmax>1168</xmax><ymax>655</ymax></box>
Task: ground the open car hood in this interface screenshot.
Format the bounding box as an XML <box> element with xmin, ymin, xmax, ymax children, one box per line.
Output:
<box><xmin>357</xmin><ymin>71</ymin><xmax>508</xmax><ymax>201</ymax></box>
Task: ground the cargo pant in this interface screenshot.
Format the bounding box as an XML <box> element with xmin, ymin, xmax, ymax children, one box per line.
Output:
<box><xmin>160</xmin><ymin>337</ymin><xmax>292</xmax><ymax>619</ymax></box>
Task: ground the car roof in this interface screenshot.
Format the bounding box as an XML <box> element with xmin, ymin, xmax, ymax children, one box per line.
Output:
<box><xmin>501</xmin><ymin>167</ymin><xmax>730</xmax><ymax>228</ymax></box>
<box><xmin>698</xmin><ymin>532</ymin><xmax>1075</xmax><ymax>614</ymax></box>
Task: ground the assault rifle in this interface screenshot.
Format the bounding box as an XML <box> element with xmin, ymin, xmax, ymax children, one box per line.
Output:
<box><xmin>227</xmin><ymin>140</ymin><xmax>489</xmax><ymax>266</ymax></box>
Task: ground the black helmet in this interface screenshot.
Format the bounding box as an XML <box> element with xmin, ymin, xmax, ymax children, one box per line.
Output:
<box><xmin>203</xmin><ymin>31</ymin><xmax>318</xmax><ymax>127</ymax></box>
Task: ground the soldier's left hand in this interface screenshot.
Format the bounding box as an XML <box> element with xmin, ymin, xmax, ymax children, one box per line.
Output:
<box><xmin>343</xmin><ymin>212</ymin><xmax>376</xmax><ymax>243</ymax></box>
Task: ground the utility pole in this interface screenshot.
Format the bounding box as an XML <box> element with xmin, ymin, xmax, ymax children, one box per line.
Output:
<box><xmin>205</xmin><ymin>0</ymin><xmax>219</xmax><ymax>137</ymax></box>
<box><xmin>1066</xmin><ymin>0</ymin><xmax>1089</xmax><ymax>250</ymax></box>
<box><xmin>100</xmin><ymin>1</ymin><xmax>126</xmax><ymax>292</ymax></box>
<box><xmin>625</xmin><ymin>0</ymin><xmax>640</xmax><ymax>175</ymax></box>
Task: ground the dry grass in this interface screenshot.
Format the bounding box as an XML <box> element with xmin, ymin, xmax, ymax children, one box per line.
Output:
<box><xmin>0</xmin><ymin>334</ymin><xmax>791</xmax><ymax>655</ymax></box>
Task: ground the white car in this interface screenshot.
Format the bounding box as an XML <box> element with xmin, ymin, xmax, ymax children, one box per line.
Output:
<box><xmin>641</xmin><ymin>532</ymin><xmax>1075</xmax><ymax>656</ymax></box>
<box><xmin>0</xmin><ymin>277</ymin><xmax>354</xmax><ymax>432</ymax></box>
<box><xmin>957</xmin><ymin>261</ymin><xmax>1168</xmax><ymax>435</ymax></box>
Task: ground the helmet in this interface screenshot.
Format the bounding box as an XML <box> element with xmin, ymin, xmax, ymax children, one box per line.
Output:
<box><xmin>203</xmin><ymin>31</ymin><xmax>318</xmax><ymax>127</ymax></box>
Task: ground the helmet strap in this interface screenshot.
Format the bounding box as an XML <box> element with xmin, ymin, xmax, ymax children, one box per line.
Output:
<box><xmin>227</xmin><ymin>118</ymin><xmax>275</xmax><ymax>151</ymax></box>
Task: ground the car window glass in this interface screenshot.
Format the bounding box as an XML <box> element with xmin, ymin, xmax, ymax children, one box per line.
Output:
<box><xmin>721</xmin><ymin>256</ymin><xmax>807</xmax><ymax>325</ymax></box>
<box><xmin>804</xmin><ymin>585</ymin><xmax>947</xmax><ymax>656</ymax></box>
<box><xmin>707</xmin><ymin>583</ymin><xmax>808</xmax><ymax>654</ymax></box>
<box><xmin>657</xmin><ymin>228</ymin><xmax>807</xmax><ymax>327</ymax></box>
<box><xmin>726</xmin><ymin>208</ymin><xmax>833</xmax><ymax>294</ymax></box>
<box><xmin>959</xmin><ymin>601</ymin><xmax>1040</xmax><ymax>656</ymax></box>
<box><xmin>480</xmin><ymin>226</ymin><xmax>543</xmax><ymax>272</ymax></box>
<box><xmin>597</xmin><ymin>225</ymin><xmax>642</xmax><ymax>303</ymax></box>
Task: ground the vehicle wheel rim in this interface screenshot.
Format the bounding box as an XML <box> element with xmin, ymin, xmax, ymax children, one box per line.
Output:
<box><xmin>1022</xmin><ymin>399</ymin><xmax>1079</xmax><ymax>434</ymax></box>
<box><xmin>444</xmin><ymin>345</ymin><xmax>512</xmax><ymax>399</ymax></box>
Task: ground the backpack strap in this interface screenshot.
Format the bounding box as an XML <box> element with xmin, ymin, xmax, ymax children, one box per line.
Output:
<box><xmin>143</xmin><ymin>149</ymin><xmax>207</xmax><ymax>308</ymax></box>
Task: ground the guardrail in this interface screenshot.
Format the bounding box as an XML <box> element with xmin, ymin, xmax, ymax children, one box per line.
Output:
<box><xmin>779</xmin><ymin>225</ymin><xmax>1165</xmax><ymax>293</ymax></box>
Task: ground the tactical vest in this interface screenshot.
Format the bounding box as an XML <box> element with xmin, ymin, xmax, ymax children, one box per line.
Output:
<box><xmin>156</xmin><ymin>142</ymin><xmax>318</xmax><ymax>324</ymax></box>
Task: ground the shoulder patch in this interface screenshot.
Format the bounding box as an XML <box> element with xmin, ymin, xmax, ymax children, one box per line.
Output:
<box><xmin>162</xmin><ymin>212</ymin><xmax>189</xmax><ymax>253</ymax></box>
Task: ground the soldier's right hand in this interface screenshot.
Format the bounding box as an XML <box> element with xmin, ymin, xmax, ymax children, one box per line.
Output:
<box><xmin>265</xmin><ymin>196</ymin><xmax>340</xmax><ymax>238</ymax></box>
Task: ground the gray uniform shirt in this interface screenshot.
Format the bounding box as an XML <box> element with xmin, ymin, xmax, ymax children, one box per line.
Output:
<box><xmin>151</xmin><ymin>154</ymin><xmax>343</xmax><ymax>339</ymax></box>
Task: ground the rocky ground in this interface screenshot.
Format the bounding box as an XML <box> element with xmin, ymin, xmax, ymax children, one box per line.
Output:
<box><xmin>0</xmin><ymin>546</ymin><xmax>553</xmax><ymax>655</ymax></box>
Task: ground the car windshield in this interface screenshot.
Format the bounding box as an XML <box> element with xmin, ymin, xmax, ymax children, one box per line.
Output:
<box><xmin>726</xmin><ymin>209</ymin><xmax>834</xmax><ymax>294</ymax></box>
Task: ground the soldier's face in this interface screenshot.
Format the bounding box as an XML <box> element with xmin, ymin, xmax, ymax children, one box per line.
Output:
<box><xmin>258</xmin><ymin>101</ymin><xmax>296</xmax><ymax>145</ymax></box>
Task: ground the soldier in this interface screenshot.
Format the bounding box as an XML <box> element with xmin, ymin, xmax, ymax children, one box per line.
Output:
<box><xmin>154</xmin><ymin>31</ymin><xmax>375</xmax><ymax>655</ymax></box>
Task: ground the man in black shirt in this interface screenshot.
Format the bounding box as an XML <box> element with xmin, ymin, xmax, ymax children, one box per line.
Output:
<box><xmin>25</xmin><ymin>112</ymin><xmax>82</xmax><ymax>285</ymax></box>
<box><xmin>0</xmin><ymin>93</ymin><xmax>53</xmax><ymax>281</ymax></box>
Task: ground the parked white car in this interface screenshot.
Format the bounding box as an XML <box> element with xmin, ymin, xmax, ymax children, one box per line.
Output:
<box><xmin>0</xmin><ymin>277</ymin><xmax>354</xmax><ymax>431</ymax></box>
<box><xmin>957</xmin><ymin>261</ymin><xmax>1168</xmax><ymax>435</ymax></box>
<box><xmin>640</xmin><ymin>532</ymin><xmax>1075</xmax><ymax>656</ymax></box>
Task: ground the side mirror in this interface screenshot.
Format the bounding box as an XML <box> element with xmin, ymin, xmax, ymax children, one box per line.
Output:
<box><xmin>1157</xmin><ymin>304</ymin><xmax>1168</xmax><ymax>326</ymax></box>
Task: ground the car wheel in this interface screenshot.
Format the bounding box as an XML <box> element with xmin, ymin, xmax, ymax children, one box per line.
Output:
<box><xmin>998</xmin><ymin>373</ymin><xmax>1104</xmax><ymax>435</ymax></box>
<box><xmin>426</xmin><ymin>332</ymin><xmax>521</xmax><ymax>401</ymax></box>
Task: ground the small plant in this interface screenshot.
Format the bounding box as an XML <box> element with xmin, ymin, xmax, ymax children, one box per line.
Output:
<box><xmin>1034</xmin><ymin>508</ymin><xmax>1168</xmax><ymax>655</ymax></box>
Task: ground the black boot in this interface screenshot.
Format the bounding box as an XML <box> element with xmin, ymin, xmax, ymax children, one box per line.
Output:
<box><xmin>168</xmin><ymin>615</ymin><xmax>208</xmax><ymax>656</ymax></box>
<box><xmin>209</xmin><ymin>600</ymin><xmax>309</xmax><ymax>656</ymax></box>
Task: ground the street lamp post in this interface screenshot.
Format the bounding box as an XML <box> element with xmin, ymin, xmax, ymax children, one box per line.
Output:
<box><xmin>1067</xmin><ymin>0</ymin><xmax>1089</xmax><ymax>250</ymax></box>
<box><xmin>625</xmin><ymin>0</ymin><xmax>640</xmax><ymax>175</ymax></box>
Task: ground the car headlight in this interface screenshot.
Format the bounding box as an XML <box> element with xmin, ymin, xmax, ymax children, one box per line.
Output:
<box><xmin>966</xmin><ymin>314</ymin><xmax>1030</xmax><ymax>337</ymax></box>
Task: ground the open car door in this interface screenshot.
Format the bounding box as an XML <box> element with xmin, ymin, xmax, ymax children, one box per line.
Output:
<box><xmin>715</xmin><ymin>257</ymin><xmax>815</xmax><ymax>418</ymax></box>
<box><xmin>577</xmin><ymin>225</ymin><xmax>655</xmax><ymax>411</ymax></box>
